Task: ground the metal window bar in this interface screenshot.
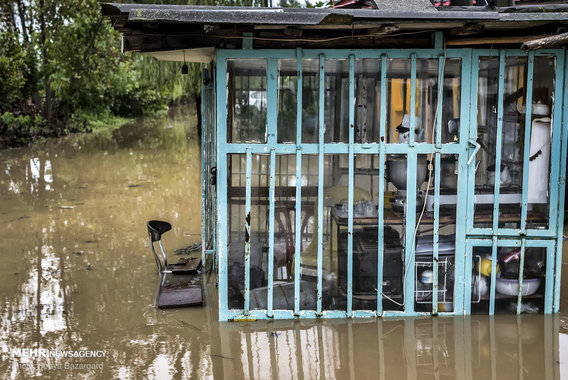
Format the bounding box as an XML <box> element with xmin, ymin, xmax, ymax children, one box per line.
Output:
<box><xmin>453</xmin><ymin>48</ymin><xmax>472</xmax><ymax>315</ymax></box>
<box><xmin>211</xmin><ymin>63</ymin><xmax>218</xmax><ymax>271</ymax></box>
<box><xmin>403</xmin><ymin>53</ymin><xmax>419</xmax><ymax>313</ymax></box>
<box><xmin>294</xmin><ymin>48</ymin><xmax>303</xmax><ymax>315</ymax></box>
<box><xmin>516</xmin><ymin>238</ymin><xmax>526</xmax><ymax>315</ymax></box>
<box><xmin>216</xmin><ymin>56</ymin><xmax>229</xmax><ymax>321</ymax></box>
<box><xmin>317</xmin><ymin>53</ymin><xmax>325</xmax><ymax>314</ymax></box>
<box><xmin>463</xmin><ymin>50</ymin><xmax>480</xmax><ymax>315</ymax></box>
<box><xmin>520</xmin><ymin>52</ymin><xmax>534</xmax><ymax>234</ymax></box>
<box><xmin>432</xmin><ymin>54</ymin><xmax>444</xmax><ymax>315</ymax></box>
<box><xmin>268</xmin><ymin>151</ymin><xmax>276</xmax><ymax>315</ymax></box>
<box><xmin>516</xmin><ymin>53</ymin><xmax>534</xmax><ymax>316</ymax></box>
<box><xmin>244</xmin><ymin>148</ymin><xmax>252</xmax><ymax>314</ymax></box>
<box><xmin>347</xmin><ymin>55</ymin><xmax>355</xmax><ymax>316</ymax></box>
<box><xmin>257</xmin><ymin>155</ymin><xmax>261</xmax><ymax>234</ymax></box>
<box><xmin>201</xmin><ymin>68</ymin><xmax>209</xmax><ymax>265</ymax></box>
<box><xmin>541</xmin><ymin>55</ymin><xmax>564</xmax><ymax>237</ymax></box>
<box><xmin>266</xmin><ymin>58</ymin><xmax>278</xmax><ymax>315</ymax></box>
<box><xmin>488</xmin><ymin>51</ymin><xmax>506</xmax><ymax>316</ymax></box>
<box><xmin>202</xmin><ymin>65</ymin><xmax>218</xmax><ymax>266</ymax></box>
<box><xmin>554</xmin><ymin>50</ymin><xmax>568</xmax><ymax>313</ymax></box>
<box><xmin>377</xmin><ymin>55</ymin><xmax>387</xmax><ymax>315</ymax></box>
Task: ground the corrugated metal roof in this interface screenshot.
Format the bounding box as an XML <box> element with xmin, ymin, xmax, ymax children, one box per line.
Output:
<box><xmin>101</xmin><ymin>3</ymin><xmax>568</xmax><ymax>54</ymax></box>
<box><xmin>102</xmin><ymin>3</ymin><xmax>499</xmax><ymax>25</ymax></box>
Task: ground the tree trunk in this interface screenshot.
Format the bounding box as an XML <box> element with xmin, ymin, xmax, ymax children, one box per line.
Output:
<box><xmin>16</xmin><ymin>0</ymin><xmax>29</xmax><ymax>45</ymax></box>
<box><xmin>39</xmin><ymin>0</ymin><xmax>52</xmax><ymax>122</ymax></box>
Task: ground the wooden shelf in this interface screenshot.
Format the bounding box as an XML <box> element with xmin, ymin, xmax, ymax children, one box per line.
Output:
<box><xmin>331</xmin><ymin>206</ymin><xmax>547</xmax><ymax>227</ymax></box>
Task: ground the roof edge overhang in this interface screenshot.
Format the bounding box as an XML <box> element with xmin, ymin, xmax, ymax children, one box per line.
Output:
<box><xmin>101</xmin><ymin>3</ymin><xmax>568</xmax><ymax>59</ymax></box>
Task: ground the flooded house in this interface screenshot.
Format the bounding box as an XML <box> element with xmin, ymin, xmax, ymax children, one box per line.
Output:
<box><xmin>102</xmin><ymin>1</ymin><xmax>568</xmax><ymax>321</ymax></box>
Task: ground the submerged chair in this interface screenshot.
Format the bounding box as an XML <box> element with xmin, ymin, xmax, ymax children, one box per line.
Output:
<box><xmin>147</xmin><ymin>220</ymin><xmax>202</xmax><ymax>274</ymax></box>
<box><xmin>146</xmin><ymin>220</ymin><xmax>203</xmax><ymax>308</ymax></box>
<box><xmin>266</xmin><ymin>202</ymin><xmax>313</xmax><ymax>280</ymax></box>
<box><xmin>147</xmin><ymin>220</ymin><xmax>172</xmax><ymax>274</ymax></box>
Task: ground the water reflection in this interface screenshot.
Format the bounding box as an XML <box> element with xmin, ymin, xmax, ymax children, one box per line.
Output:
<box><xmin>0</xmin><ymin>106</ymin><xmax>566</xmax><ymax>379</ymax></box>
<box><xmin>212</xmin><ymin>314</ymin><xmax>562</xmax><ymax>380</ymax></box>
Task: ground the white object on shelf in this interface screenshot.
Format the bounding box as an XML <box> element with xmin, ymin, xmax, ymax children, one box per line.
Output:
<box><xmin>528</xmin><ymin>118</ymin><xmax>551</xmax><ymax>204</ymax></box>
<box><xmin>495</xmin><ymin>273</ymin><xmax>541</xmax><ymax>296</ymax></box>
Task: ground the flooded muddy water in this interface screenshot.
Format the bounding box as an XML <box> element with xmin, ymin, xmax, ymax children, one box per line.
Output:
<box><xmin>0</xmin><ymin>107</ymin><xmax>567</xmax><ymax>379</ymax></box>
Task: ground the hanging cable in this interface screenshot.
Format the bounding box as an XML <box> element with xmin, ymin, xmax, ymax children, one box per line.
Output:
<box><xmin>384</xmin><ymin>39</ymin><xmax>448</xmax><ymax>309</ymax></box>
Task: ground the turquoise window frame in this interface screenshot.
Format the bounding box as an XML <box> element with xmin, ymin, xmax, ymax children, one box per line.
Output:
<box><xmin>210</xmin><ymin>46</ymin><xmax>568</xmax><ymax>321</ymax></box>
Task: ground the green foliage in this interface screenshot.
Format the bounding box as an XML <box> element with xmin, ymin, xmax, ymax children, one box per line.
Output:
<box><xmin>0</xmin><ymin>112</ymin><xmax>48</xmax><ymax>147</ymax></box>
<box><xmin>0</xmin><ymin>0</ymin><xmax>317</xmax><ymax>148</ymax></box>
<box><xmin>1</xmin><ymin>112</ymin><xmax>46</xmax><ymax>134</ymax></box>
<box><xmin>107</xmin><ymin>87</ymin><xmax>167</xmax><ymax>117</ymax></box>
<box><xmin>0</xmin><ymin>0</ymin><xmax>202</xmax><ymax>147</ymax></box>
<box><xmin>279</xmin><ymin>0</ymin><xmax>303</xmax><ymax>7</ymax></box>
<box><xmin>134</xmin><ymin>55</ymin><xmax>201</xmax><ymax>106</ymax></box>
<box><xmin>0</xmin><ymin>31</ymin><xmax>26</xmax><ymax>107</ymax></box>
<box><xmin>305</xmin><ymin>0</ymin><xmax>333</xmax><ymax>7</ymax></box>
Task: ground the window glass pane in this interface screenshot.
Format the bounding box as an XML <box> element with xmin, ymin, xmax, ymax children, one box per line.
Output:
<box><xmin>299</xmin><ymin>154</ymin><xmax>319</xmax><ymax>311</ymax></box>
<box><xmin>470</xmin><ymin>245</ymin><xmax>547</xmax><ymax>314</ymax></box>
<box><xmin>277</xmin><ymin>59</ymin><xmax>298</xmax><ymax>144</ymax></box>
<box><xmin>323</xmin><ymin>154</ymin><xmax>349</xmax><ymax>310</ymax></box>
<box><xmin>324</xmin><ymin>59</ymin><xmax>349</xmax><ymax>143</ymax></box>
<box><xmin>474</xmin><ymin>56</ymin><xmax>500</xmax><ymax>227</ymax></box>
<box><xmin>302</xmin><ymin>59</ymin><xmax>320</xmax><ymax>144</ymax></box>
<box><xmin>441</xmin><ymin>59</ymin><xmax>462</xmax><ymax>144</ymax></box>
<box><xmin>227</xmin><ymin>153</ymin><xmax>269</xmax><ymax>309</ymax></box>
<box><xmin>386</xmin><ymin>58</ymin><xmax>461</xmax><ymax>145</ymax></box>
<box><xmin>526</xmin><ymin>56</ymin><xmax>555</xmax><ymax>229</ymax></box>
<box><xmin>227</xmin><ymin>59</ymin><xmax>267</xmax><ymax>143</ymax></box>
<box><xmin>321</xmin><ymin>59</ymin><xmax>382</xmax><ymax>143</ymax></box>
<box><xmin>474</xmin><ymin>56</ymin><xmax>555</xmax><ymax>229</ymax></box>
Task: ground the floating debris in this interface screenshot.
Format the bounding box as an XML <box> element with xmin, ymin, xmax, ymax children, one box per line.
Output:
<box><xmin>211</xmin><ymin>354</ymin><xmax>233</xmax><ymax>360</ymax></box>
<box><xmin>174</xmin><ymin>242</ymin><xmax>202</xmax><ymax>255</ymax></box>
<box><xmin>60</xmin><ymin>205</ymin><xmax>75</xmax><ymax>209</ymax></box>
<box><xmin>178</xmin><ymin>320</ymin><xmax>201</xmax><ymax>331</ymax></box>
<box><xmin>85</xmin><ymin>264</ymin><xmax>92</xmax><ymax>270</ymax></box>
<box><xmin>72</xmin><ymin>251</ymin><xmax>84</xmax><ymax>256</ymax></box>
<box><xmin>127</xmin><ymin>184</ymin><xmax>140</xmax><ymax>188</ymax></box>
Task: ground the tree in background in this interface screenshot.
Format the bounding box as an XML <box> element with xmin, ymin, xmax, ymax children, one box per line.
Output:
<box><xmin>0</xmin><ymin>0</ymin><xmax>311</xmax><ymax>148</ymax></box>
<box><xmin>0</xmin><ymin>0</ymin><xmax>201</xmax><ymax>147</ymax></box>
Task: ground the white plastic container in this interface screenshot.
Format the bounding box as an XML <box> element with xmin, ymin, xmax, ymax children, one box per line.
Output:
<box><xmin>495</xmin><ymin>273</ymin><xmax>541</xmax><ymax>296</ymax></box>
<box><xmin>528</xmin><ymin>118</ymin><xmax>551</xmax><ymax>204</ymax></box>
